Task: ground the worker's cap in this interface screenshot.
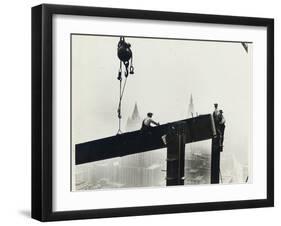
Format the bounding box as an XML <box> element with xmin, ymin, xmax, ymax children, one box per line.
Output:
<box><xmin>214</xmin><ymin>103</ymin><xmax>218</xmax><ymax>107</ymax></box>
<box><xmin>147</xmin><ymin>112</ymin><xmax>153</xmax><ymax>117</ymax></box>
<box><xmin>219</xmin><ymin>110</ymin><xmax>223</xmax><ymax>113</ymax></box>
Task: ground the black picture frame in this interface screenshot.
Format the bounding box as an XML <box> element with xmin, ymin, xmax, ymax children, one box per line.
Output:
<box><xmin>32</xmin><ymin>4</ymin><xmax>274</xmax><ymax>222</ymax></box>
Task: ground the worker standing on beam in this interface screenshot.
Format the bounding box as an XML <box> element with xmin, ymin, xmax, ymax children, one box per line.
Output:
<box><xmin>213</xmin><ymin>103</ymin><xmax>221</xmax><ymax>132</ymax></box>
<box><xmin>213</xmin><ymin>103</ymin><xmax>220</xmax><ymax>123</ymax></box>
<box><xmin>213</xmin><ymin>103</ymin><xmax>222</xmax><ymax>145</ymax></box>
<box><xmin>218</xmin><ymin>109</ymin><xmax>226</xmax><ymax>148</ymax></box>
<box><xmin>141</xmin><ymin>112</ymin><xmax>160</xmax><ymax>131</ymax></box>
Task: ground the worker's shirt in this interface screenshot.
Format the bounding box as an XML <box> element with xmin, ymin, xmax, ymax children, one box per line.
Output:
<box><xmin>143</xmin><ymin>117</ymin><xmax>154</xmax><ymax>127</ymax></box>
<box><xmin>213</xmin><ymin>109</ymin><xmax>220</xmax><ymax>122</ymax></box>
<box><xmin>220</xmin><ymin>115</ymin><xmax>226</xmax><ymax>125</ymax></box>
<box><xmin>213</xmin><ymin>109</ymin><xmax>219</xmax><ymax>117</ymax></box>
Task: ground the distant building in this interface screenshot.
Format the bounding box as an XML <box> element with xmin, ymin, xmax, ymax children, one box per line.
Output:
<box><xmin>185</xmin><ymin>152</ymin><xmax>211</xmax><ymax>184</ymax></box>
<box><xmin>187</xmin><ymin>94</ymin><xmax>195</xmax><ymax>118</ymax></box>
<box><xmin>126</xmin><ymin>103</ymin><xmax>141</xmax><ymax>132</ymax></box>
<box><xmin>185</xmin><ymin>94</ymin><xmax>210</xmax><ymax>185</ymax></box>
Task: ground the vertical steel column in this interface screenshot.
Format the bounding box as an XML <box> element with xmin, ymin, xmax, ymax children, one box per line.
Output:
<box><xmin>211</xmin><ymin>136</ymin><xmax>221</xmax><ymax>184</ymax></box>
<box><xmin>166</xmin><ymin>126</ymin><xmax>186</xmax><ymax>186</ymax></box>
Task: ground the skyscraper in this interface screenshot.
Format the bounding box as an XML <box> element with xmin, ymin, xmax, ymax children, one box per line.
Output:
<box><xmin>187</xmin><ymin>94</ymin><xmax>195</xmax><ymax>118</ymax></box>
<box><xmin>126</xmin><ymin>102</ymin><xmax>141</xmax><ymax>132</ymax></box>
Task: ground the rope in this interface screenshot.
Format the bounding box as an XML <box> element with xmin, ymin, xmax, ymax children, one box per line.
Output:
<box><xmin>120</xmin><ymin>77</ymin><xmax>128</xmax><ymax>100</ymax></box>
<box><xmin>116</xmin><ymin>62</ymin><xmax>129</xmax><ymax>134</ymax></box>
<box><xmin>117</xmin><ymin>78</ymin><xmax>122</xmax><ymax>134</ymax></box>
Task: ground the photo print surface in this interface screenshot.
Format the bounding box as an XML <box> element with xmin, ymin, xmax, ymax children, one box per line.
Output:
<box><xmin>71</xmin><ymin>34</ymin><xmax>252</xmax><ymax>191</ymax></box>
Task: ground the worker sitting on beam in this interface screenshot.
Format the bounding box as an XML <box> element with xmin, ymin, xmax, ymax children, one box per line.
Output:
<box><xmin>141</xmin><ymin>112</ymin><xmax>160</xmax><ymax>131</ymax></box>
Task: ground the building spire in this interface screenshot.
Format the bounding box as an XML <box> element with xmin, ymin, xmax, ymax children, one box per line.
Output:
<box><xmin>132</xmin><ymin>102</ymin><xmax>140</xmax><ymax>120</ymax></box>
<box><xmin>188</xmin><ymin>94</ymin><xmax>195</xmax><ymax>117</ymax></box>
<box><xmin>126</xmin><ymin>102</ymin><xmax>141</xmax><ymax>132</ymax></box>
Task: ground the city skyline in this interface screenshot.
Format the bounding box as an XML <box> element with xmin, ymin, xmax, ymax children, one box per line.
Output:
<box><xmin>75</xmin><ymin>94</ymin><xmax>248</xmax><ymax>190</ymax></box>
<box><xmin>72</xmin><ymin>34</ymin><xmax>252</xmax><ymax>191</ymax></box>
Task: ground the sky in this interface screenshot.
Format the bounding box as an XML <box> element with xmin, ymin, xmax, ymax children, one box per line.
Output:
<box><xmin>71</xmin><ymin>34</ymin><xmax>252</xmax><ymax>166</ymax></box>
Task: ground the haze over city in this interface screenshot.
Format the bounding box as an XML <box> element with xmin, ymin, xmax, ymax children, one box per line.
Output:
<box><xmin>71</xmin><ymin>35</ymin><xmax>252</xmax><ymax>190</ymax></box>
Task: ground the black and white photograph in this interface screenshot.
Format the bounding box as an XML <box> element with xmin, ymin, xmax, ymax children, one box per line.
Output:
<box><xmin>72</xmin><ymin>34</ymin><xmax>252</xmax><ymax>191</ymax></box>
<box><xmin>29</xmin><ymin>3</ymin><xmax>274</xmax><ymax>222</ymax></box>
